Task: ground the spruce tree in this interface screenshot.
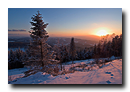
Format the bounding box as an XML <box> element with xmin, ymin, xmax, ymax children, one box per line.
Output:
<box><xmin>97</xmin><ymin>41</ymin><xmax>101</xmax><ymax>57</ymax></box>
<box><xmin>59</xmin><ymin>45</ymin><xmax>64</xmax><ymax>71</ymax></box>
<box><xmin>8</xmin><ymin>49</ymin><xmax>15</xmax><ymax>63</ymax></box>
<box><xmin>119</xmin><ymin>34</ymin><xmax>122</xmax><ymax>57</ymax></box>
<box><xmin>70</xmin><ymin>37</ymin><xmax>76</xmax><ymax>64</ymax></box>
<box><xmin>93</xmin><ymin>44</ymin><xmax>97</xmax><ymax>55</ymax></box>
<box><xmin>106</xmin><ymin>41</ymin><xmax>112</xmax><ymax>58</ymax></box>
<box><xmin>28</xmin><ymin>11</ymin><xmax>52</xmax><ymax>68</ymax></box>
<box><xmin>15</xmin><ymin>48</ymin><xmax>23</xmax><ymax>62</ymax></box>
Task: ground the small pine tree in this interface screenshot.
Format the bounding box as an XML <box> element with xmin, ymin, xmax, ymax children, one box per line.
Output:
<box><xmin>70</xmin><ymin>37</ymin><xmax>76</xmax><ymax>64</ymax></box>
<box><xmin>93</xmin><ymin>44</ymin><xmax>97</xmax><ymax>55</ymax></box>
<box><xmin>111</xmin><ymin>35</ymin><xmax>119</xmax><ymax>57</ymax></box>
<box><xmin>119</xmin><ymin>34</ymin><xmax>122</xmax><ymax>57</ymax></box>
<box><xmin>53</xmin><ymin>39</ymin><xmax>61</xmax><ymax>60</ymax></box>
<box><xmin>8</xmin><ymin>49</ymin><xmax>15</xmax><ymax>63</ymax></box>
<box><xmin>60</xmin><ymin>45</ymin><xmax>69</xmax><ymax>64</ymax></box>
<box><xmin>106</xmin><ymin>41</ymin><xmax>112</xmax><ymax>58</ymax></box>
<box><xmin>15</xmin><ymin>48</ymin><xmax>23</xmax><ymax>62</ymax></box>
<box><xmin>97</xmin><ymin>41</ymin><xmax>101</xmax><ymax>57</ymax></box>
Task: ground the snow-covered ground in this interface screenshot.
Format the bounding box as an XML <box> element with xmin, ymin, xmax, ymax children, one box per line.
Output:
<box><xmin>8</xmin><ymin>48</ymin><xmax>26</xmax><ymax>52</ymax></box>
<box><xmin>8</xmin><ymin>58</ymin><xmax>122</xmax><ymax>84</ymax></box>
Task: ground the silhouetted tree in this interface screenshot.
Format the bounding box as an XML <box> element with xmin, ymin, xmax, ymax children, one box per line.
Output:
<box><xmin>119</xmin><ymin>34</ymin><xmax>122</xmax><ymax>57</ymax></box>
<box><xmin>93</xmin><ymin>44</ymin><xmax>97</xmax><ymax>55</ymax></box>
<box><xmin>97</xmin><ymin>41</ymin><xmax>101</xmax><ymax>57</ymax></box>
<box><xmin>28</xmin><ymin>11</ymin><xmax>54</xmax><ymax>68</ymax></box>
<box><xmin>8</xmin><ymin>49</ymin><xmax>15</xmax><ymax>63</ymax></box>
<box><xmin>70</xmin><ymin>37</ymin><xmax>76</xmax><ymax>64</ymax></box>
<box><xmin>106</xmin><ymin>41</ymin><xmax>112</xmax><ymax>58</ymax></box>
<box><xmin>62</xmin><ymin>46</ymin><xmax>69</xmax><ymax>63</ymax></box>
<box><xmin>8</xmin><ymin>48</ymin><xmax>26</xmax><ymax>69</ymax></box>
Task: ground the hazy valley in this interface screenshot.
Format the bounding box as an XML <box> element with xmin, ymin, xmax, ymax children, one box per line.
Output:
<box><xmin>8</xmin><ymin>37</ymin><xmax>99</xmax><ymax>51</ymax></box>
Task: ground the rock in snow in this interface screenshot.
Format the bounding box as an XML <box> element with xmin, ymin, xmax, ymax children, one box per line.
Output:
<box><xmin>8</xmin><ymin>59</ymin><xmax>122</xmax><ymax>84</ymax></box>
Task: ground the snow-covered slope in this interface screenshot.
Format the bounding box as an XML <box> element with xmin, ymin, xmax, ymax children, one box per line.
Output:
<box><xmin>8</xmin><ymin>59</ymin><xmax>122</xmax><ymax>84</ymax></box>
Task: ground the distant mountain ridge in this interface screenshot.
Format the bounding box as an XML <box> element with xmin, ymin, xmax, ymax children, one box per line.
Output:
<box><xmin>8</xmin><ymin>37</ymin><xmax>99</xmax><ymax>50</ymax></box>
<box><xmin>8</xmin><ymin>35</ymin><xmax>101</xmax><ymax>41</ymax></box>
<box><xmin>74</xmin><ymin>35</ymin><xmax>101</xmax><ymax>41</ymax></box>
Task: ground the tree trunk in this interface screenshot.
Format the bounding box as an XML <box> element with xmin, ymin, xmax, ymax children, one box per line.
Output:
<box><xmin>72</xmin><ymin>57</ymin><xmax>73</xmax><ymax>64</ymax></box>
<box><xmin>41</xmin><ymin>41</ymin><xmax>44</xmax><ymax>67</ymax></box>
<box><xmin>60</xmin><ymin>61</ymin><xmax>62</xmax><ymax>71</ymax></box>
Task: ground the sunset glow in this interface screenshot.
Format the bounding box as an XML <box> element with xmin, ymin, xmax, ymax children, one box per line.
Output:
<box><xmin>96</xmin><ymin>30</ymin><xmax>108</xmax><ymax>36</ymax></box>
<box><xmin>8</xmin><ymin>8</ymin><xmax>122</xmax><ymax>38</ymax></box>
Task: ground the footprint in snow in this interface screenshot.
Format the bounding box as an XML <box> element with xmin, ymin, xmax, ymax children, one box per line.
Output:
<box><xmin>106</xmin><ymin>80</ymin><xmax>111</xmax><ymax>84</ymax></box>
<box><xmin>105</xmin><ymin>72</ymin><xmax>114</xmax><ymax>76</ymax></box>
<box><xmin>105</xmin><ymin>72</ymin><xmax>111</xmax><ymax>74</ymax></box>
<box><xmin>105</xmin><ymin>72</ymin><xmax>114</xmax><ymax>79</ymax></box>
<box><xmin>110</xmin><ymin>74</ymin><xmax>114</xmax><ymax>79</ymax></box>
<box><xmin>111</xmin><ymin>74</ymin><xmax>114</xmax><ymax>76</ymax></box>
<box><xmin>65</xmin><ymin>76</ymin><xmax>70</xmax><ymax>79</ymax></box>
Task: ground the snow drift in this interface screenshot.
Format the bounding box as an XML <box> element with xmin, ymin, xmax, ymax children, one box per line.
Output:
<box><xmin>8</xmin><ymin>59</ymin><xmax>122</xmax><ymax>84</ymax></box>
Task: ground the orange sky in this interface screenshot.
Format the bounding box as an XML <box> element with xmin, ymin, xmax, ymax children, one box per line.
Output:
<box><xmin>8</xmin><ymin>8</ymin><xmax>122</xmax><ymax>38</ymax></box>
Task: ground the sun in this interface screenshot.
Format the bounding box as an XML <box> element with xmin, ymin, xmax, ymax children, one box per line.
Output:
<box><xmin>96</xmin><ymin>30</ymin><xmax>108</xmax><ymax>36</ymax></box>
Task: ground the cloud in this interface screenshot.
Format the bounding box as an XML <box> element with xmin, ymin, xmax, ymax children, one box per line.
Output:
<box><xmin>8</xmin><ymin>29</ymin><xmax>27</xmax><ymax>32</ymax></box>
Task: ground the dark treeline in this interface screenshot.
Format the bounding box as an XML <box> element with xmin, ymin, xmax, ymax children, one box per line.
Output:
<box><xmin>8</xmin><ymin>42</ymin><xmax>28</xmax><ymax>48</ymax></box>
<box><xmin>53</xmin><ymin>33</ymin><xmax>122</xmax><ymax>62</ymax></box>
<box><xmin>8</xmin><ymin>48</ymin><xmax>28</xmax><ymax>69</ymax></box>
<box><xmin>8</xmin><ymin>33</ymin><xmax>122</xmax><ymax>70</ymax></box>
<box><xmin>76</xmin><ymin>34</ymin><xmax>122</xmax><ymax>60</ymax></box>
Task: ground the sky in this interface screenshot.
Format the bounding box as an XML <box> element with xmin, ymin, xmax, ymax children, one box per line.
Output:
<box><xmin>8</xmin><ymin>8</ymin><xmax>122</xmax><ymax>38</ymax></box>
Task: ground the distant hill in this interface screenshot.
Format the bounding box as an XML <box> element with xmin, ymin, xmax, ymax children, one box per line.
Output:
<box><xmin>47</xmin><ymin>37</ymin><xmax>98</xmax><ymax>50</ymax></box>
<box><xmin>74</xmin><ymin>35</ymin><xmax>101</xmax><ymax>41</ymax></box>
<box><xmin>8</xmin><ymin>37</ymin><xmax>99</xmax><ymax>50</ymax></box>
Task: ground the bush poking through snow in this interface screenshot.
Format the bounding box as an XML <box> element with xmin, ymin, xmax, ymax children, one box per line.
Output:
<box><xmin>54</xmin><ymin>66</ymin><xmax>59</xmax><ymax>73</ymax></box>
<box><xmin>105</xmin><ymin>59</ymin><xmax>110</xmax><ymax>63</ymax></box>
<box><xmin>24</xmin><ymin>69</ymin><xmax>40</xmax><ymax>77</ymax></box>
<box><xmin>68</xmin><ymin>59</ymin><xmax>110</xmax><ymax>72</ymax></box>
<box><xmin>98</xmin><ymin>64</ymin><xmax>103</xmax><ymax>68</ymax></box>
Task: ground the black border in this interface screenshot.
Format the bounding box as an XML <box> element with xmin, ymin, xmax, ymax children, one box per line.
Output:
<box><xmin>122</xmin><ymin>8</ymin><xmax>129</xmax><ymax>89</ymax></box>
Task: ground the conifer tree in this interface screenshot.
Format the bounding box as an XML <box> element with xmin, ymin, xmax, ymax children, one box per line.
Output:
<box><xmin>93</xmin><ymin>44</ymin><xmax>97</xmax><ymax>55</ymax></box>
<box><xmin>28</xmin><ymin>11</ymin><xmax>53</xmax><ymax>68</ymax></box>
<box><xmin>53</xmin><ymin>39</ymin><xmax>61</xmax><ymax>60</ymax></box>
<box><xmin>119</xmin><ymin>34</ymin><xmax>122</xmax><ymax>57</ymax></box>
<box><xmin>106</xmin><ymin>41</ymin><xmax>112</xmax><ymax>58</ymax></box>
<box><xmin>70</xmin><ymin>37</ymin><xmax>76</xmax><ymax>64</ymax></box>
<box><xmin>15</xmin><ymin>48</ymin><xmax>23</xmax><ymax>62</ymax></box>
<box><xmin>60</xmin><ymin>45</ymin><xmax>69</xmax><ymax>63</ymax></box>
<box><xmin>8</xmin><ymin>49</ymin><xmax>15</xmax><ymax>63</ymax></box>
<box><xmin>59</xmin><ymin>45</ymin><xmax>64</xmax><ymax>70</ymax></box>
<box><xmin>97</xmin><ymin>41</ymin><xmax>101</xmax><ymax>58</ymax></box>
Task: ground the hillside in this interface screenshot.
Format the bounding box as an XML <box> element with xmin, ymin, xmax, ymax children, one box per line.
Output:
<box><xmin>8</xmin><ymin>58</ymin><xmax>122</xmax><ymax>84</ymax></box>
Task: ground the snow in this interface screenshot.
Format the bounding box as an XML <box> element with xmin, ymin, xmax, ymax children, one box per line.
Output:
<box><xmin>8</xmin><ymin>48</ymin><xmax>26</xmax><ymax>52</ymax></box>
<box><xmin>8</xmin><ymin>67</ymin><xmax>29</xmax><ymax>83</ymax></box>
<box><xmin>8</xmin><ymin>67</ymin><xmax>28</xmax><ymax>76</ymax></box>
<box><xmin>8</xmin><ymin>59</ymin><xmax>122</xmax><ymax>84</ymax></box>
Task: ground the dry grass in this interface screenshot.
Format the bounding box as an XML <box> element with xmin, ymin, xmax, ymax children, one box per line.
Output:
<box><xmin>23</xmin><ymin>58</ymin><xmax>114</xmax><ymax>77</ymax></box>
